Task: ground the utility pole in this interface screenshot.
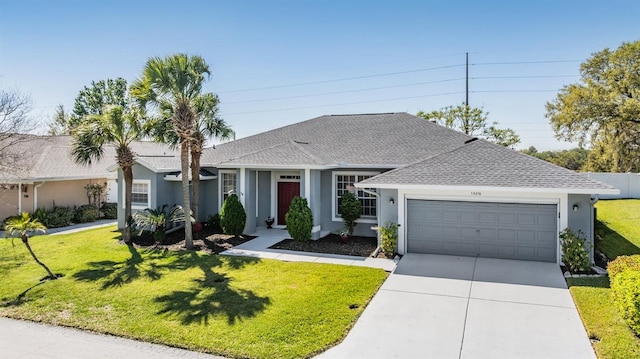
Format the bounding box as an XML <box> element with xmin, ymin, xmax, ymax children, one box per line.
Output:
<box><xmin>465</xmin><ymin>52</ymin><xmax>469</xmax><ymax>105</ymax></box>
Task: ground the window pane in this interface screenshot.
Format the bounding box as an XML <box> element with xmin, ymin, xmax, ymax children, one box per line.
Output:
<box><xmin>335</xmin><ymin>174</ymin><xmax>377</xmax><ymax>218</ymax></box>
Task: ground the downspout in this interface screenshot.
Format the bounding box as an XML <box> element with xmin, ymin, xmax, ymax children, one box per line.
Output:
<box><xmin>360</xmin><ymin>188</ymin><xmax>382</xmax><ymax>257</ymax></box>
<box><xmin>34</xmin><ymin>181</ymin><xmax>45</xmax><ymax>211</ymax></box>
<box><xmin>18</xmin><ymin>182</ymin><xmax>22</xmax><ymax>214</ymax></box>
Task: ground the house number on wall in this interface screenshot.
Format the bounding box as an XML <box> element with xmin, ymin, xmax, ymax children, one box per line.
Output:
<box><xmin>471</xmin><ymin>192</ymin><xmax>482</xmax><ymax>196</ymax></box>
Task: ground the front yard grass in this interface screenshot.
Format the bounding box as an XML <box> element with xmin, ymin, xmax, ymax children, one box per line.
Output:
<box><xmin>568</xmin><ymin>277</ymin><xmax>640</xmax><ymax>359</ymax></box>
<box><xmin>595</xmin><ymin>199</ymin><xmax>640</xmax><ymax>259</ymax></box>
<box><xmin>0</xmin><ymin>226</ymin><xmax>388</xmax><ymax>359</ymax></box>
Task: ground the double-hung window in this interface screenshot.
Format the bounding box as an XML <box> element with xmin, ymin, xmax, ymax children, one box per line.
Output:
<box><xmin>333</xmin><ymin>172</ymin><xmax>378</xmax><ymax>222</ymax></box>
<box><xmin>126</xmin><ymin>179</ymin><xmax>151</xmax><ymax>209</ymax></box>
<box><xmin>220</xmin><ymin>171</ymin><xmax>237</xmax><ymax>205</ymax></box>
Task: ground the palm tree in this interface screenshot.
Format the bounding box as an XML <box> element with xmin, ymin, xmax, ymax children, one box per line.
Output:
<box><xmin>131</xmin><ymin>54</ymin><xmax>213</xmax><ymax>249</ymax></box>
<box><xmin>190</xmin><ymin>93</ymin><xmax>234</xmax><ymax>220</ymax></box>
<box><xmin>71</xmin><ymin>105</ymin><xmax>143</xmax><ymax>243</ymax></box>
<box><xmin>4</xmin><ymin>212</ymin><xmax>56</xmax><ymax>279</ymax></box>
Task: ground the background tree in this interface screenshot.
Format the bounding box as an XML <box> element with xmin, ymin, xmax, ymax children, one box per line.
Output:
<box><xmin>47</xmin><ymin>105</ymin><xmax>72</xmax><ymax>135</ymax></box>
<box><xmin>417</xmin><ymin>103</ymin><xmax>520</xmax><ymax>148</ymax></box>
<box><xmin>0</xmin><ymin>89</ymin><xmax>38</xmax><ymax>175</ymax></box>
<box><xmin>4</xmin><ymin>212</ymin><xmax>56</xmax><ymax>280</ymax></box>
<box><xmin>70</xmin><ymin>79</ymin><xmax>144</xmax><ymax>243</ymax></box>
<box><xmin>546</xmin><ymin>41</ymin><xmax>640</xmax><ymax>172</ymax></box>
<box><xmin>132</xmin><ymin>54</ymin><xmax>214</xmax><ymax>249</ymax></box>
<box><xmin>521</xmin><ymin>146</ymin><xmax>590</xmax><ymax>171</ymax></box>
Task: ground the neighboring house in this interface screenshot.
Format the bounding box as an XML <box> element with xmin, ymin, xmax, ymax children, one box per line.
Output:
<box><xmin>0</xmin><ymin>135</ymin><xmax>166</xmax><ymax>222</ymax></box>
<box><xmin>117</xmin><ymin>112</ymin><xmax>618</xmax><ymax>264</ymax></box>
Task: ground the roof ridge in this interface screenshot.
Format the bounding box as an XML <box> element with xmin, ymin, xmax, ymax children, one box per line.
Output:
<box><xmin>217</xmin><ymin>140</ymin><xmax>293</xmax><ymax>164</ymax></box>
<box><xmin>291</xmin><ymin>141</ymin><xmax>335</xmax><ymax>165</ymax></box>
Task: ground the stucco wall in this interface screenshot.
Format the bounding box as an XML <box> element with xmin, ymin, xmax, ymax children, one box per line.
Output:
<box><xmin>244</xmin><ymin>169</ymin><xmax>257</xmax><ymax>234</ymax></box>
<box><xmin>257</xmin><ymin>171</ymin><xmax>271</xmax><ymax>225</ymax></box>
<box><xmin>567</xmin><ymin>193</ymin><xmax>595</xmax><ymax>261</ymax></box>
<box><xmin>1</xmin><ymin>179</ymin><xmax>109</xmax><ymax>222</ymax></box>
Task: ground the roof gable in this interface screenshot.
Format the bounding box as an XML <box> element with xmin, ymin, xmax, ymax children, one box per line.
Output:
<box><xmin>359</xmin><ymin>139</ymin><xmax>617</xmax><ymax>193</ymax></box>
<box><xmin>203</xmin><ymin>112</ymin><xmax>472</xmax><ymax>167</ymax></box>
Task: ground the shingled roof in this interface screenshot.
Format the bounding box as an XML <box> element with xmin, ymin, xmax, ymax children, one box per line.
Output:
<box><xmin>0</xmin><ymin>135</ymin><xmax>176</xmax><ymax>182</ymax></box>
<box><xmin>358</xmin><ymin>138</ymin><xmax>617</xmax><ymax>193</ymax></box>
<box><xmin>202</xmin><ymin>112</ymin><xmax>471</xmax><ymax>167</ymax></box>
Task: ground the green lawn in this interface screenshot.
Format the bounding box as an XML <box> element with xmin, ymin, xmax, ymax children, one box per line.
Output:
<box><xmin>568</xmin><ymin>277</ymin><xmax>640</xmax><ymax>359</ymax></box>
<box><xmin>595</xmin><ymin>199</ymin><xmax>640</xmax><ymax>259</ymax></box>
<box><xmin>567</xmin><ymin>199</ymin><xmax>640</xmax><ymax>359</ymax></box>
<box><xmin>0</xmin><ymin>226</ymin><xmax>388</xmax><ymax>359</ymax></box>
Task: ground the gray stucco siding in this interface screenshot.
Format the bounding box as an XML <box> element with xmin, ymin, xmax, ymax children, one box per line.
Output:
<box><xmin>244</xmin><ymin>169</ymin><xmax>257</xmax><ymax>234</ymax></box>
<box><xmin>567</xmin><ymin>193</ymin><xmax>595</xmax><ymax>261</ymax></box>
<box><xmin>257</xmin><ymin>171</ymin><xmax>272</xmax><ymax>226</ymax></box>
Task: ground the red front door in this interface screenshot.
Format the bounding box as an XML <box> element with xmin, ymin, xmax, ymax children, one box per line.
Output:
<box><xmin>277</xmin><ymin>182</ymin><xmax>300</xmax><ymax>225</ymax></box>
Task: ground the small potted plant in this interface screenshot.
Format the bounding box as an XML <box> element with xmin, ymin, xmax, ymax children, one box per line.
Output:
<box><xmin>265</xmin><ymin>216</ymin><xmax>275</xmax><ymax>229</ymax></box>
<box><xmin>338</xmin><ymin>228</ymin><xmax>350</xmax><ymax>244</ymax></box>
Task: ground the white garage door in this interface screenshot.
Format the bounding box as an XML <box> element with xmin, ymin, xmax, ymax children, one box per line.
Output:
<box><xmin>406</xmin><ymin>200</ymin><xmax>558</xmax><ymax>262</ymax></box>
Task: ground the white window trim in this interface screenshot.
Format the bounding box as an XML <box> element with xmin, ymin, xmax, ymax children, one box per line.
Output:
<box><xmin>332</xmin><ymin>171</ymin><xmax>379</xmax><ymax>224</ymax></box>
<box><xmin>123</xmin><ymin>179</ymin><xmax>151</xmax><ymax>210</ymax></box>
<box><xmin>218</xmin><ymin>170</ymin><xmax>238</xmax><ymax>210</ymax></box>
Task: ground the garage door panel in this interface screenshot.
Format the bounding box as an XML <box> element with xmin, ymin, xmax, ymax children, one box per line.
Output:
<box><xmin>407</xmin><ymin>200</ymin><xmax>557</xmax><ymax>262</ymax></box>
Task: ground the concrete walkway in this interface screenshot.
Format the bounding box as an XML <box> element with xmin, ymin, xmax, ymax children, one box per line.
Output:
<box><xmin>319</xmin><ymin>253</ymin><xmax>595</xmax><ymax>359</ymax></box>
<box><xmin>0</xmin><ymin>317</ymin><xmax>224</xmax><ymax>359</ymax></box>
<box><xmin>0</xmin><ymin>219</ymin><xmax>116</xmax><ymax>238</ymax></box>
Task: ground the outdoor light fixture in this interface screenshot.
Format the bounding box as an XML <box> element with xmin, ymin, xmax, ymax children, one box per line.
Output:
<box><xmin>572</xmin><ymin>204</ymin><xmax>579</xmax><ymax>212</ymax></box>
<box><xmin>389</xmin><ymin>198</ymin><xmax>395</xmax><ymax>205</ymax></box>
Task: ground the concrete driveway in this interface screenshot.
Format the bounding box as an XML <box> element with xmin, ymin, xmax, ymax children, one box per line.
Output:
<box><xmin>319</xmin><ymin>254</ymin><xmax>595</xmax><ymax>359</ymax></box>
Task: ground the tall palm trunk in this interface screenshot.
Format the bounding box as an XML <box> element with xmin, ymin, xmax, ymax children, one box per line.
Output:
<box><xmin>22</xmin><ymin>235</ymin><xmax>55</xmax><ymax>279</ymax></box>
<box><xmin>122</xmin><ymin>165</ymin><xmax>133</xmax><ymax>243</ymax></box>
<box><xmin>190</xmin><ymin>135</ymin><xmax>203</xmax><ymax>222</ymax></box>
<box><xmin>181</xmin><ymin>140</ymin><xmax>193</xmax><ymax>249</ymax></box>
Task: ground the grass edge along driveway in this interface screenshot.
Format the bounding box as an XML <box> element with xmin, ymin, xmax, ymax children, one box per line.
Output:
<box><xmin>0</xmin><ymin>226</ymin><xmax>388</xmax><ymax>359</ymax></box>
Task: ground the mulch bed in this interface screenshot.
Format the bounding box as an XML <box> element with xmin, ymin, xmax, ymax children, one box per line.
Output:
<box><xmin>270</xmin><ymin>233</ymin><xmax>381</xmax><ymax>257</ymax></box>
<box><xmin>132</xmin><ymin>225</ymin><xmax>255</xmax><ymax>254</ymax></box>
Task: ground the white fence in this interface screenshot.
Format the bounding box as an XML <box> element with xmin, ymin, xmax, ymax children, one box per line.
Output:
<box><xmin>582</xmin><ymin>172</ymin><xmax>640</xmax><ymax>199</ymax></box>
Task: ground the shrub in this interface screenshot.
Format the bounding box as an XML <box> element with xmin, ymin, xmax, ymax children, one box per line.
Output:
<box><xmin>560</xmin><ymin>228</ymin><xmax>592</xmax><ymax>273</ymax></box>
<box><xmin>609</xmin><ymin>255</ymin><xmax>640</xmax><ymax>282</ymax></box>
<box><xmin>101</xmin><ymin>202</ymin><xmax>117</xmax><ymax>219</ymax></box>
<box><xmin>220</xmin><ymin>194</ymin><xmax>246</xmax><ymax>236</ymax></box>
<box><xmin>340</xmin><ymin>192</ymin><xmax>361</xmax><ymax>235</ymax></box>
<box><xmin>285</xmin><ymin>196</ymin><xmax>313</xmax><ymax>242</ymax></box>
<box><xmin>611</xmin><ymin>269</ymin><xmax>640</xmax><ymax>336</ymax></box>
<box><xmin>73</xmin><ymin>204</ymin><xmax>99</xmax><ymax>223</ymax></box>
<box><xmin>32</xmin><ymin>207</ymin><xmax>48</xmax><ymax>225</ymax></box>
<box><xmin>2</xmin><ymin>214</ymin><xmax>22</xmax><ymax>227</ymax></box>
<box><xmin>379</xmin><ymin>222</ymin><xmax>399</xmax><ymax>257</ymax></box>
<box><xmin>207</xmin><ymin>213</ymin><xmax>221</xmax><ymax>231</ymax></box>
<box><xmin>46</xmin><ymin>206</ymin><xmax>73</xmax><ymax>228</ymax></box>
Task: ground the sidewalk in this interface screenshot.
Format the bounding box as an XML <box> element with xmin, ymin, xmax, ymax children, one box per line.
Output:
<box><xmin>0</xmin><ymin>219</ymin><xmax>116</xmax><ymax>238</ymax></box>
<box><xmin>0</xmin><ymin>317</ymin><xmax>224</xmax><ymax>359</ymax></box>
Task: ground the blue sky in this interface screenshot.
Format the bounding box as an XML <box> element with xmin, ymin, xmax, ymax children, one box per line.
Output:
<box><xmin>1</xmin><ymin>0</ymin><xmax>638</xmax><ymax>150</ymax></box>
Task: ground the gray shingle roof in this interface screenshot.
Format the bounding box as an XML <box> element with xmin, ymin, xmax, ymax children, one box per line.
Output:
<box><xmin>203</xmin><ymin>112</ymin><xmax>471</xmax><ymax>167</ymax></box>
<box><xmin>359</xmin><ymin>139</ymin><xmax>617</xmax><ymax>192</ymax></box>
<box><xmin>0</xmin><ymin>135</ymin><xmax>176</xmax><ymax>182</ymax></box>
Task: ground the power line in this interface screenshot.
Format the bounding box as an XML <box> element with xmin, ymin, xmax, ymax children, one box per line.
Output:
<box><xmin>472</xmin><ymin>75</ymin><xmax>577</xmax><ymax>80</ymax></box>
<box><xmin>223</xmin><ymin>78</ymin><xmax>465</xmax><ymax>105</ymax></box>
<box><xmin>222</xmin><ymin>91</ymin><xmax>465</xmax><ymax>115</ymax></box>
<box><xmin>217</xmin><ymin>64</ymin><xmax>465</xmax><ymax>94</ymax></box>
<box><xmin>471</xmin><ymin>60</ymin><xmax>580</xmax><ymax>66</ymax></box>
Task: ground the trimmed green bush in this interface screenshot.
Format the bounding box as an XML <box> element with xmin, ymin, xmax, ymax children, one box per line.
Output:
<box><xmin>220</xmin><ymin>194</ymin><xmax>246</xmax><ymax>236</ymax></box>
<box><xmin>46</xmin><ymin>206</ymin><xmax>73</xmax><ymax>228</ymax></box>
<box><xmin>73</xmin><ymin>204</ymin><xmax>99</xmax><ymax>223</ymax></box>
<box><xmin>560</xmin><ymin>228</ymin><xmax>592</xmax><ymax>273</ymax></box>
<box><xmin>340</xmin><ymin>192</ymin><xmax>361</xmax><ymax>235</ymax></box>
<box><xmin>609</xmin><ymin>255</ymin><xmax>640</xmax><ymax>282</ymax></box>
<box><xmin>285</xmin><ymin>196</ymin><xmax>313</xmax><ymax>242</ymax></box>
<box><xmin>611</xmin><ymin>269</ymin><xmax>640</xmax><ymax>336</ymax></box>
<box><xmin>379</xmin><ymin>222</ymin><xmax>399</xmax><ymax>257</ymax></box>
<box><xmin>101</xmin><ymin>202</ymin><xmax>117</xmax><ymax>219</ymax></box>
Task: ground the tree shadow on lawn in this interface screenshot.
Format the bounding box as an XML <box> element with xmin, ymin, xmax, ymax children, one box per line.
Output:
<box><xmin>596</xmin><ymin>220</ymin><xmax>640</xmax><ymax>260</ymax></box>
<box><xmin>154</xmin><ymin>252</ymin><xmax>271</xmax><ymax>325</ymax></box>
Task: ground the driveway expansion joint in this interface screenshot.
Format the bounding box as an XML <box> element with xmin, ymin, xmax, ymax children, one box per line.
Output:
<box><xmin>458</xmin><ymin>256</ymin><xmax>478</xmax><ymax>359</ymax></box>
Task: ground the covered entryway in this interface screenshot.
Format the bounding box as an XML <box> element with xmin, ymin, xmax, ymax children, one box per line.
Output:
<box><xmin>406</xmin><ymin>200</ymin><xmax>558</xmax><ymax>262</ymax></box>
<box><xmin>277</xmin><ymin>182</ymin><xmax>300</xmax><ymax>225</ymax></box>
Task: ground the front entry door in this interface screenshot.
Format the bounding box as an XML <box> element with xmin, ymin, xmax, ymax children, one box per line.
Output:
<box><xmin>277</xmin><ymin>182</ymin><xmax>300</xmax><ymax>225</ymax></box>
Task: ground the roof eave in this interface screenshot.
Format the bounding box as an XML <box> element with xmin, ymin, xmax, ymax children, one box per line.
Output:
<box><xmin>355</xmin><ymin>183</ymin><xmax>620</xmax><ymax>195</ymax></box>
